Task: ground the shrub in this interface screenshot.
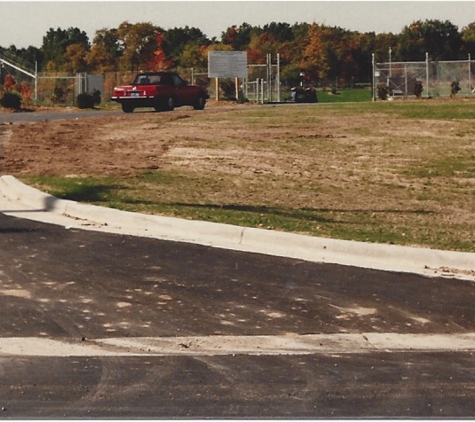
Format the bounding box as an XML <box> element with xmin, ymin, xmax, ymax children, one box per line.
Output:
<box><xmin>413</xmin><ymin>81</ymin><xmax>423</xmax><ymax>98</ymax></box>
<box><xmin>219</xmin><ymin>79</ymin><xmax>236</xmax><ymax>100</ymax></box>
<box><xmin>76</xmin><ymin>90</ymin><xmax>101</xmax><ymax>109</ymax></box>
<box><xmin>92</xmin><ymin>89</ymin><xmax>101</xmax><ymax>106</ymax></box>
<box><xmin>0</xmin><ymin>90</ymin><xmax>22</xmax><ymax>110</ymax></box>
<box><xmin>377</xmin><ymin>83</ymin><xmax>389</xmax><ymax>100</ymax></box>
<box><xmin>51</xmin><ymin>87</ymin><xmax>66</xmax><ymax>104</ymax></box>
<box><xmin>76</xmin><ymin>93</ymin><xmax>94</xmax><ymax>109</ymax></box>
<box><xmin>450</xmin><ymin>81</ymin><xmax>461</xmax><ymax>98</ymax></box>
<box><xmin>237</xmin><ymin>91</ymin><xmax>248</xmax><ymax>103</ymax></box>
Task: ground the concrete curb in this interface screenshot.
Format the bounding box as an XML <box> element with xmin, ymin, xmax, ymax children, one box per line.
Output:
<box><xmin>1</xmin><ymin>175</ymin><xmax>474</xmax><ymax>281</ymax></box>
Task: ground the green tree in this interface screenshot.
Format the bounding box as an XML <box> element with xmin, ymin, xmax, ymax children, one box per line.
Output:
<box><xmin>372</xmin><ymin>32</ymin><xmax>400</xmax><ymax>62</ymax></box>
<box><xmin>461</xmin><ymin>22</ymin><xmax>475</xmax><ymax>56</ymax></box>
<box><xmin>0</xmin><ymin>45</ymin><xmax>43</xmax><ymax>71</ymax></box>
<box><xmin>41</xmin><ymin>27</ymin><xmax>90</xmax><ymax>70</ymax></box>
<box><xmin>163</xmin><ymin>26</ymin><xmax>210</xmax><ymax>61</ymax></box>
<box><xmin>280</xmin><ymin>63</ymin><xmax>302</xmax><ymax>87</ymax></box>
<box><xmin>221</xmin><ymin>23</ymin><xmax>256</xmax><ymax>50</ymax></box>
<box><xmin>262</xmin><ymin>22</ymin><xmax>293</xmax><ymax>43</ymax></box>
<box><xmin>397</xmin><ymin>19</ymin><xmax>462</xmax><ymax>61</ymax></box>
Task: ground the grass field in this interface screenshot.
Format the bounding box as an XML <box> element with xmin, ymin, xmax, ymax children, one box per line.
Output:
<box><xmin>316</xmin><ymin>87</ymin><xmax>372</xmax><ymax>103</ymax></box>
<box><xmin>17</xmin><ymin>98</ymin><xmax>475</xmax><ymax>252</ymax></box>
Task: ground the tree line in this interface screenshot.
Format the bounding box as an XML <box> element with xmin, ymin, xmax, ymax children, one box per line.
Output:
<box><xmin>1</xmin><ymin>19</ymin><xmax>475</xmax><ymax>86</ymax></box>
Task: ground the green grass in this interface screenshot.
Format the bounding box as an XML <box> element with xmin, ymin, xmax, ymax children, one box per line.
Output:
<box><xmin>317</xmin><ymin>88</ymin><xmax>372</xmax><ymax>103</ymax></box>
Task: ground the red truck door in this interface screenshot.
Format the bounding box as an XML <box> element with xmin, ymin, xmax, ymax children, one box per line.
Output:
<box><xmin>171</xmin><ymin>73</ymin><xmax>196</xmax><ymax>106</ymax></box>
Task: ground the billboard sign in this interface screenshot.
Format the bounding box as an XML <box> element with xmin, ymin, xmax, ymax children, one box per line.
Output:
<box><xmin>208</xmin><ymin>51</ymin><xmax>248</xmax><ymax>78</ymax></box>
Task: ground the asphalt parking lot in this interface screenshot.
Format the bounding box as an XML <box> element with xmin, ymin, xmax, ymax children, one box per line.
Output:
<box><xmin>2</xmin><ymin>212</ymin><xmax>475</xmax><ymax>418</ymax></box>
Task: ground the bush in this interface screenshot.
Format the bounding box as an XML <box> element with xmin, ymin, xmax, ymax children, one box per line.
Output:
<box><xmin>76</xmin><ymin>90</ymin><xmax>101</xmax><ymax>109</ymax></box>
<box><xmin>413</xmin><ymin>81</ymin><xmax>423</xmax><ymax>98</ymax></box>
<box><xmin>51</xmin><ymin>86</ymin><xmax>66</xmax><ymax>104</ymax></box>
<box><xmin>377</xmin><ymin>83</ymin><xmax>389</xmax><ymax>101</ymax></box>
<box><xmin>451</xmin><ymin>81</ymin><xmax>461</xmax><ymax>98</ymax></box>
<box><xmin>76</xmin><ymin>93</ymin><xmax>93</xmax><ymax>109</ymax></box>
<box><xmin>0</xmin><ymin>91</ymin><xmax>22</xmax><ymax>110</ymax></box>
<box><xmin>92</xmin><ymin>89</ymin><xmax>101</xmax><ymax>106</ymax></box>
<box><xmin>219</xmin><ymin>79</ymin><xmax>236</xmax><ymax>100</ymax></box>
<box><xmin>237</xmin><ymin>91</ymin><xmax>248</xmax><ymax>104</ymax></box>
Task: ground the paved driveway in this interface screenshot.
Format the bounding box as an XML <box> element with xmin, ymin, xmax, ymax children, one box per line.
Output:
<box><xmin>1</xmin><ymin>212</ymin><xmax>475</xmax><ymax>417</ymax></box>
<box><xmin>0</xmin><ymin>109</ymin><xmax>122</xmax><ymax>125</ymax></box>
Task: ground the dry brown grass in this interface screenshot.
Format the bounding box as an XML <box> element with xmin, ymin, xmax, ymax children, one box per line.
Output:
<box><xmin>2</xmin><ymin>100</ymin><xmax>475</xmax><ymax>252</ymax></box>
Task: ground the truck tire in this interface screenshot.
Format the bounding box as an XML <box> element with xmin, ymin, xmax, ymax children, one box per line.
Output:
<box><xmin>121</xmin><ymin>103</ymin><xmax>134</xmax><ymax>113</ymax></box>
<box><xmin>165</xmin><ymin>96</ymin><xmax>175</xmax><ymax>111</ymax></box>
<box><xmin>193</xmin><ymin>95</ymin><xmax>206</xmax><ymax>110</ymax></box>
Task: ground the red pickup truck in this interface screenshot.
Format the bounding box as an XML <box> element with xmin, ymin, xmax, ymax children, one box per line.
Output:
<box><xmin>112</xmin><ymin>71</ymin><xmax>209</xmax><ymax>113</ymax></box>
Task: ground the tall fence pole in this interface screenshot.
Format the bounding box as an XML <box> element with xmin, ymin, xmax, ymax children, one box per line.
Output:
<box><xmin>469</xmin><ymin>54</ymin><xmax>472</xmax><ymax>95</ymax></box>
<box><xmin>34</xmin><ymin>61</ymin><xmax>38</xmax><ymax>104</ymax></box>
<box><xmin>372</xmin><ymin>53</ymin><xmax>376</xmax><ymax>102</ymax></box>
<box><xmin>426</xmin><ymin>52</ymin><xmax>430</xmax><ymax>98</ymax></box>
<box><xmin>267</xmin><ymin>54</ymin><xmax>271</xmax><ymax>102</ymax></box>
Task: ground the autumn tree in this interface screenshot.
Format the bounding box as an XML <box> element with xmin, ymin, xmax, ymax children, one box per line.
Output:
<box><xmin>275</xmin><ymin>23</ymin><xmax>310</xmax><ymax>86</ymax></box>
<box><xmin>149</xmin><ymin>32</ymin><xmax>174</xmax><ymax>71</ymax></box>
<box><xmin>4</xmin><ymin>17</ymin><xmax>475</xmax><ymax>90</ymax></box>
<box><xmin>338</xmin><ymin>31</ymin><xmax>376</xmax><ymax>85</ymax></box>
<box><xmin>247</xmin><ymin>31</ymin><xmax>279</xmax><ymax>63</ymax></box>
<box><xmin>116</xmin><ymin>21</ymin><xmax>160</xmax><ymax>71</ymax></box>
<box><xmin>299</xmin><ymin>23</ymin><xmax>334</xmax><ymax>83</ymax></box>
<box><xmin>86</xmin><ymin>28</ymin><xmax>122</xmax><ymax>72</ymax></box>
<box><xmin>63</xmin><ymin>43</ymin><xmax>89</xmax><ymax>73</ymax></box>
<box><xmin>0</xmin><ymin>74</ymin><xmax>33</xmax><ymax>108</ymax></box>
<box><xmin>180</xmin><ymin>44</ymin><xmax>208</xmax><ymax>69</ymax></box>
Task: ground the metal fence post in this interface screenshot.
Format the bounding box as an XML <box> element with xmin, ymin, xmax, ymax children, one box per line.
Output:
<box><xmin>34</xmin><ymin>61</ymin><xmax>38</xmax><ymax>104</ymax></box>
<box><xmin>469</xmin><ymin>54</ymin><xmax>472</xmax><ymax>95</ymax></box>
<box><xmin>372</xmin><ymin>53</ymin><xmax>376</xmax><ymax>102</ymax></box>
<box><xmin>426</xmin><ymin>52</ymin><xmax>430</xmax><ymax>98</ymax></box>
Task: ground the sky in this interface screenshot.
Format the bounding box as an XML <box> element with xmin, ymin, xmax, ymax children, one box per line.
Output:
<box><xmin>0</xmin><ymin>1</ymin><xmax>474</xmax><ymax>49</ymax></box>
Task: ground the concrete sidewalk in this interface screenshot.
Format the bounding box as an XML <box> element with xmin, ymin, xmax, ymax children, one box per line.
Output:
<box><xmin>1</xmin><ymin>175</ymin><xmax>474</xmax><ymax>281</ymax></box>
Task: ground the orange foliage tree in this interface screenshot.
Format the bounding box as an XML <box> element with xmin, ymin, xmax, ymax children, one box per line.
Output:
<box><xmin>149</xmin><ymin>32</ymin><xmax>174</xmax><ymax>71</ymax></box>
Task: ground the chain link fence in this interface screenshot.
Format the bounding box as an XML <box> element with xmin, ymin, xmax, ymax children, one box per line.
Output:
<box><xmin>373</xmin><ymin>55</ymin><xmax>475</xmax><ymax>100</ymax></box>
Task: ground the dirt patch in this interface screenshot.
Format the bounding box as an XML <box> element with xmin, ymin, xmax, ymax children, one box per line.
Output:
<box><xmin>0</xmin><ymin>104</ymin><xmax>254</xmax><ymax>177</ymax></box>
